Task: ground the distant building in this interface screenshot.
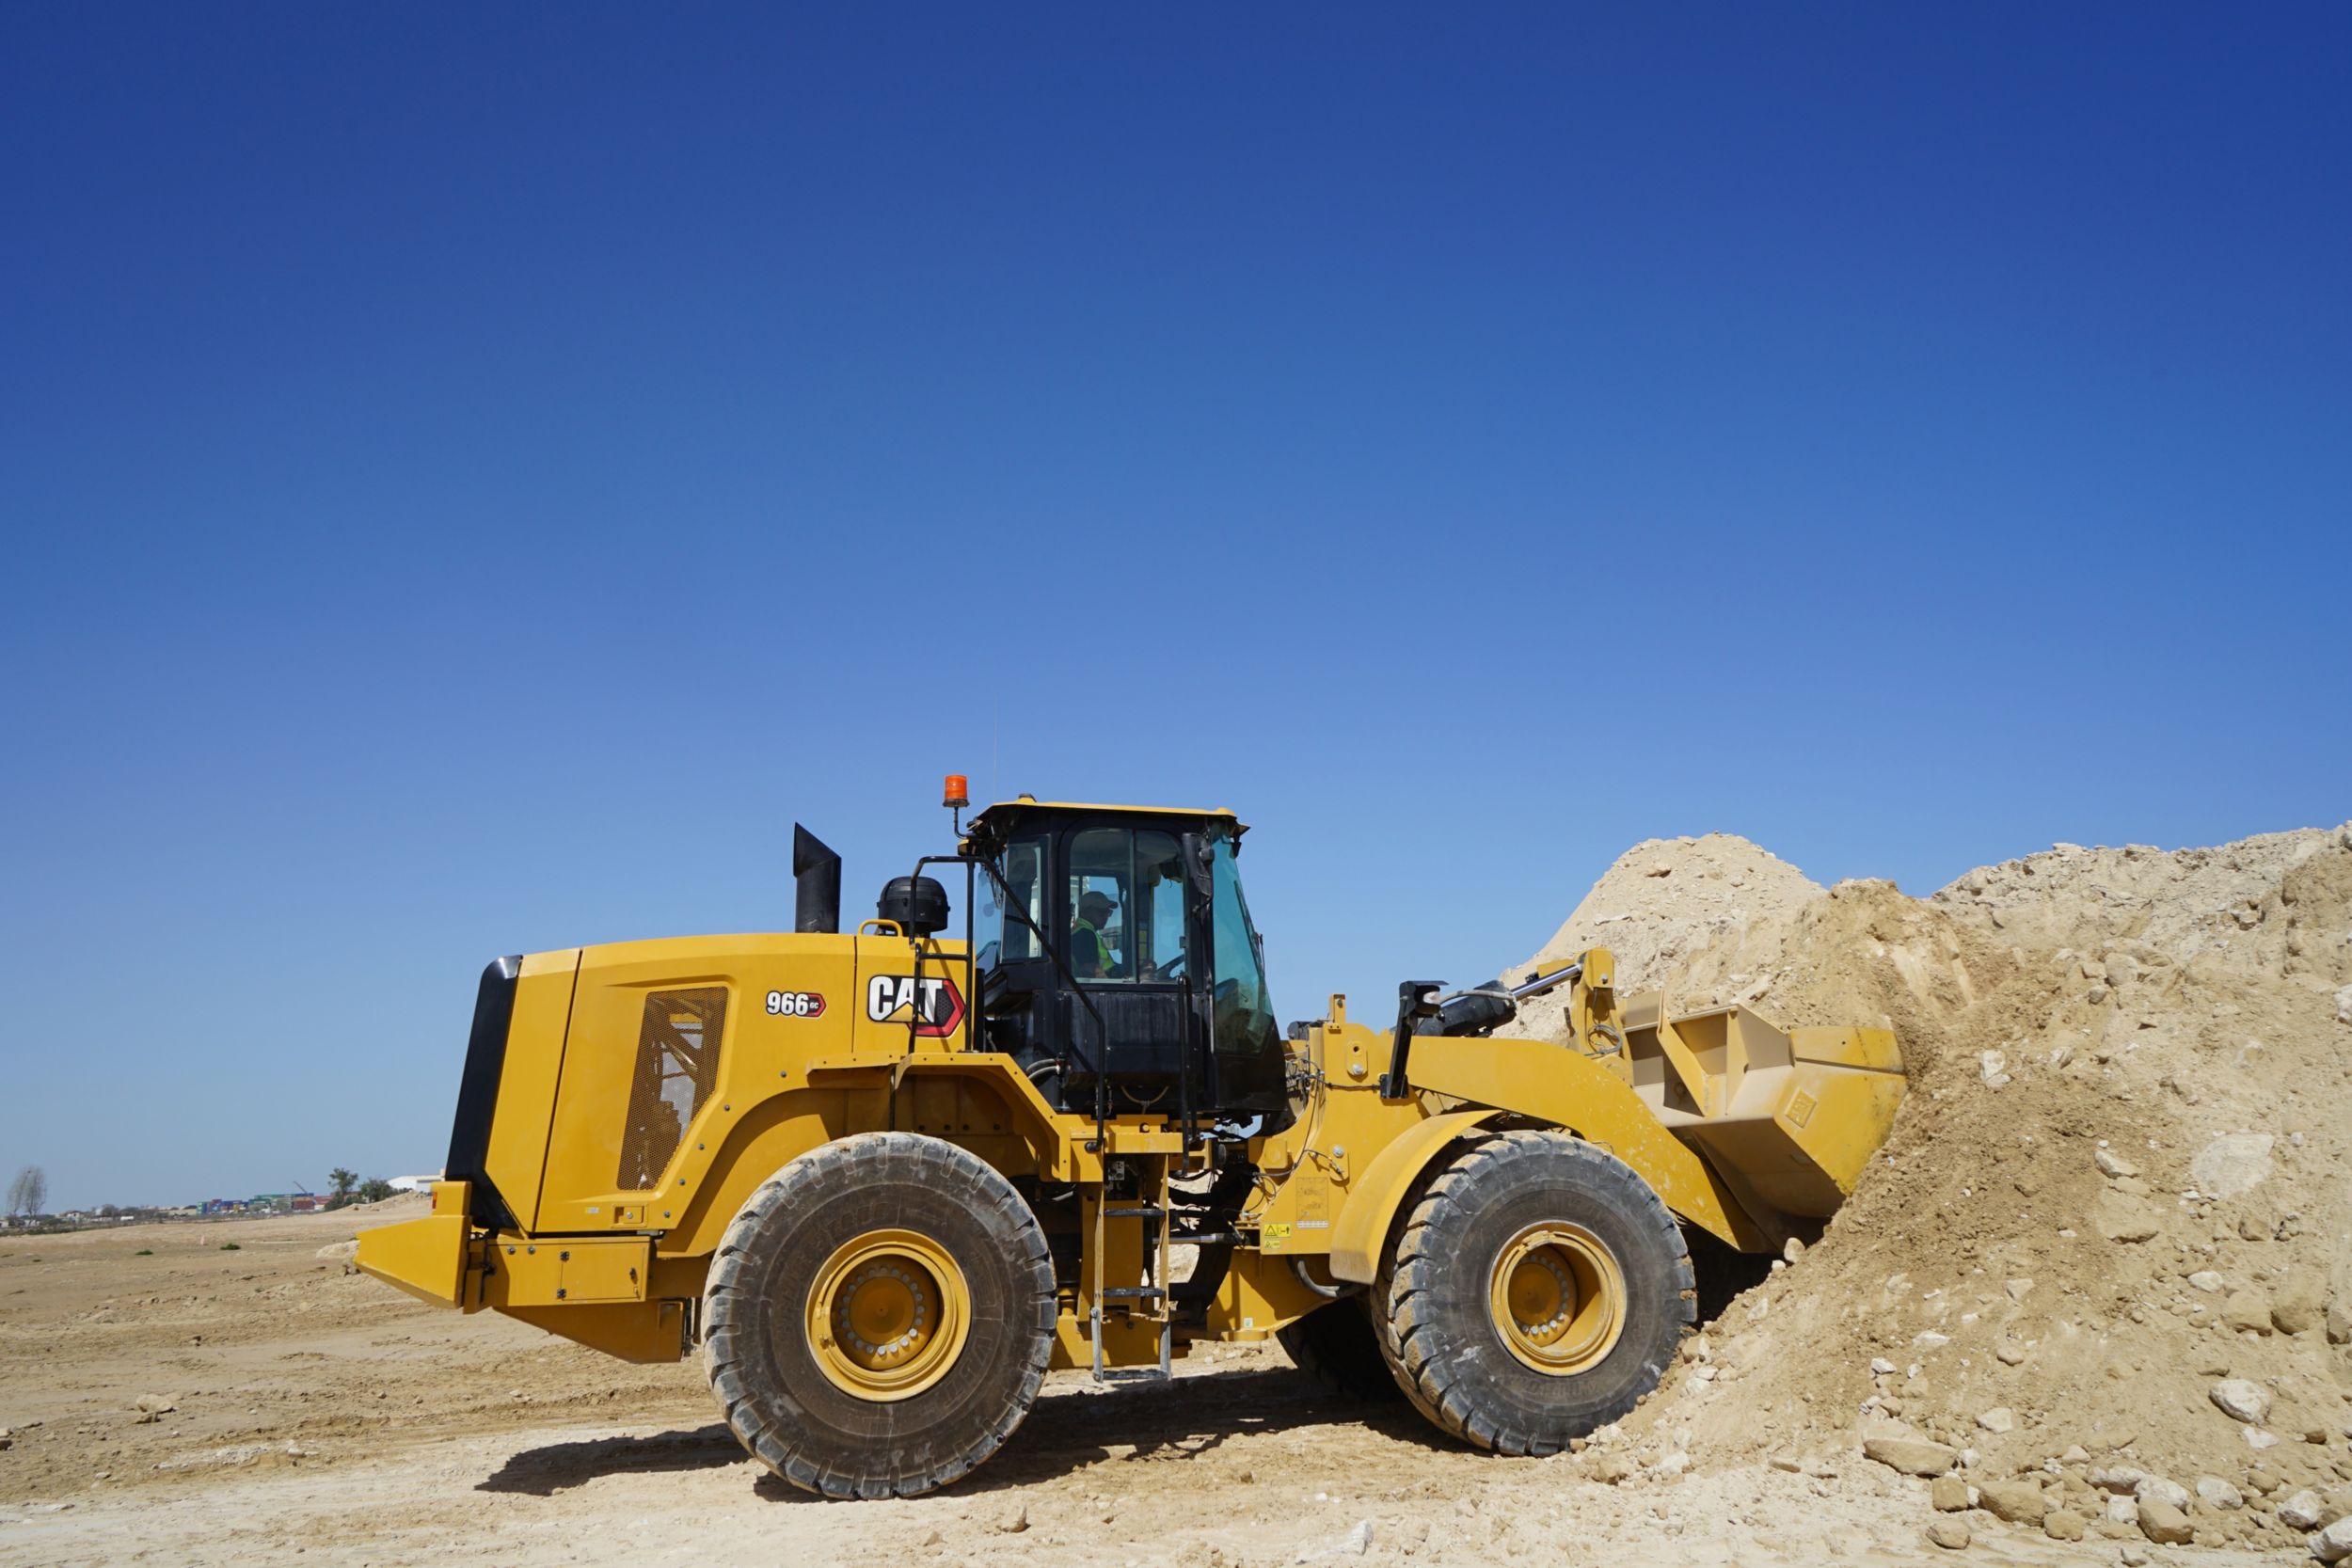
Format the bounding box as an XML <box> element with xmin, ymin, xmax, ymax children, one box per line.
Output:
<box><xmin>387</xmin><ymin>1174</ymin><xmax>440</xmax><ymax>1194</ymax></box>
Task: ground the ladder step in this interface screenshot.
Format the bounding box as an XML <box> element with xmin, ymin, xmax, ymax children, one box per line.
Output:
<box><xmin>1104</xmin><ymin>1206</ymin><xmax>1166</xmax><ymax>1219</ymax></box>
<box><xmin>1094</xmin><ymin>1368</ymin><xmax>1173</xmax><ymax>1383</ymax></box>
<box><xmin>1100</xmin><ymin>1286</ymin><xmax>1165</xmax><ymax>1301</ymax></box>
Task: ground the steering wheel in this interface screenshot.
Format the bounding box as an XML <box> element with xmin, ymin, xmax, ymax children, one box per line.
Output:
<box><xmin>1150</xmin><ymin>953</ymin><xmax>1187</xmax><ymax>981</ymax></box>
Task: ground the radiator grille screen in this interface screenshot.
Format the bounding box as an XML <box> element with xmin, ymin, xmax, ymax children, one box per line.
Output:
<box><xmin>617</xmin><ymin>988</ymin><xmax>727</xmax><ymax>1190</ymax></box>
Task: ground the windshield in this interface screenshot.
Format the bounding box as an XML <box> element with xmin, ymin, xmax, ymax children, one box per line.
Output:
<box><xmin>1208</xmin><ymin>826</ymin><xmax>1278</xmax><ymax>1056</ymax></box>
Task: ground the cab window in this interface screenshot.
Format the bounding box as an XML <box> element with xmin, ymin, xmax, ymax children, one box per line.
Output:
<box><xmin>977</xmin><ymin>835</ymin><xmax>1046</xmax><ymax>968</ymax></box>
<box><xmin>1066</xmin><ymin>826</ymin><xmax>1185</xmax><ymax>984</ymax></box>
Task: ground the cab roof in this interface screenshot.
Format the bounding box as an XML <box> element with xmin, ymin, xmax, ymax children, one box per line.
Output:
<box><xmin>968</xmin><ymin>798</ymin><xmax>1246</xmax><ymax>838</ymax></box>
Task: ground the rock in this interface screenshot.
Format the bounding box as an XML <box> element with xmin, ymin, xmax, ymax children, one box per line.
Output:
<box><xmin>1925</xmin><ymin>1519</ymin><xmax>1970</xmax><ymax>1550</ymax></box>
<box><xmin>2245</xmin><ymin>1427</ymin><xmax>2280</xmax><ymax>1449</ymax></box>
<box><xmin>2336</xmin><ymin>984</ymin><xmax>2352</xmax><ymax>1027</ymax></box>
<box><xmin>997</xmin><ymin>1504</ymin><xmax>1030</xmax><ymax>1534</ymax></box>
<box><xmin>2094</xmin><ymin>1193</ymin><xmax>2162</xmax><ymax>1243</ymax></box>
<box><xmin>2328</xmin><ymin>1302</ymin><xmax>2352</xmax><ymax>1345</ymax></box>
<box><xmin>2134</xmin><ymin>1476</ymin><xmax>2189</xmax><ymax>1512</ymax></box>
<box><xmin>134</xmin><ymin>1395</ymin><xmax>176</xmax><ymax>1415</ymax></box>
<box><xmin>2190</xmin><ymin>1132</ymin><xmax>2274</xmax><ymax>1198</ymax></box>
<box><xmin>1994</xmin><ymin>1343</ymin><xmax>2026</xmax><ymax>1366</ymax></box>
<box><xmin>2247</xmin><ymin>1466</ymin><xmax>2285</xmax><ymax>1495</ymax></box>
<box><xmin>2194</xmin><ymin>1476</ymin><xmax>2244</xmax><ymax>1510</ymax></box>
<box><xmin>1783</xmin><ymin>1237</ymin><xmax>1805</xmax><ymax>1263</ymax></box>
<box><xmin>1864</xmin><ymin>1436</ymin><xmax>1959</xmax><ymax>1477</ymax></box>
<box><xmin>1975</xmin><ymin>1407</ymin><xmax>2015</xmax><ymax>1434</ymax></box>
<box><xmin>2280</xmin><ymin>1490</ymin><xmax>2331</xmax><ymax>1530</ymax></box>
<box><xmin>2004</xmin><ymin>1277</ymin><xmax>2034</xmax><ymax>1302</ymax></box>
<box><xmin>2106</xmin><ymin>1495</ymin><xmax>2138</xmax><ymax>1525</ymax></box>
<box><xmin>2272</xmin><ymin>1275</ymin><xmax>2326</xmax><ymax>1336</ymax></box>
<box><xmin>2042</xmin><ymin>1509</ymin><xmax>2087</xmax><ymax>1542</ymax></box>
<box><xmin>2223</xmin><ymin>1291</ymin><xmax>2276</xmax><ymax>1335</ymax></box>
<box><xmin>2095</xmin><ymin>1148</ymin><xmax>2139</xmax><ymax>1179</ymax></box>
<box><xmin>2137</xmin><ymin>1498</ymin><xmax>2193</xmax><ymax>1544</ymax></box>
<box><xmin>1979</xmin><ymin>1050</ymin><xmax>2010</xmax><ymax>1087</ymax></box>
<box><xmin>2315</xmin><ymin>1515</ymin><xmax>2352</xmax><ymax>1564</ymax></box>
<box><xmin>2211</xmin><ymin>1379</ymin><xmax>2272</xmax><ymax>1423</ymax></box>
<box><xmin>1978</xmin><ymin>1480</ymin><xmax>2048</xmax><ymax>1524</ymax></box>
<box><xmin>1870</xmin><ymin>1357</ymin><xmax>1897</xmax><ymax>1376</ymax></box>
<box><xmin>1931</xmin><ymin>1476</ymin><xmax>1970</xmax><ymax>1512</ymax></box>
<box><xmin>2188</xmin><ymin>1270</ymin><xmax>2225</xmax><ymax>1292</ymax></box>
<box><xmin>2090</xmin><ymin>1465</ymin><xmax>2148</xmax><ymax>1494</ymax></box>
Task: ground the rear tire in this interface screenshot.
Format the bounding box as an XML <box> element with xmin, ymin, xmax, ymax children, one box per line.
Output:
<box><xmin>1278</xmin><ymin>1300</ymin><xmax>1405</xmax><ymax>1402</ymax></box>
<box><xmin>1371</xmin><ymin>1129</ymin><xmax>1693</xmax><ymax>1454</ymax></box>
<box><xmin>701</xmin><ymin>1132</ymin><xmax>1056</xmax><ymax>1497</ymax></box>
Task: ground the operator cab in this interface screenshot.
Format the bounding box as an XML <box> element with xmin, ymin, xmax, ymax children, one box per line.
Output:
<box><xmin>961</xmin><ymin>800</ymin><xmax>1291</xmax><ymax>1133</ymax></box>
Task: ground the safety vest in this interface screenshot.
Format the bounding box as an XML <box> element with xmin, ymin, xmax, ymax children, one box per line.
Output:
<box><xmin>1073</xmin><ymin>918</ymin><xmax>1111</xmax><ymax>977</ymax></box>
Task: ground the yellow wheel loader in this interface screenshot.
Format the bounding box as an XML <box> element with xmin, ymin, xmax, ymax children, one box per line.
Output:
<box><xmin>360</xmin><ymin>784</ymin><xmax>1904</xmax><ymax>1497</ymax></box>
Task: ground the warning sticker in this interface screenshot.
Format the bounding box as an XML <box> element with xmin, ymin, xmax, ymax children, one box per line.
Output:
<box><xmin>1262</xmin><ymin>1222</ymin><xmax>1293</xmax><ymax>1247</ymax></box>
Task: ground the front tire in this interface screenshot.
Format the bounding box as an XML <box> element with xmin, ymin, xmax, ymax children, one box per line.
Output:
<box><xmin>701</xmin><ymin>1132</ymin><xmax>1056</xmax><ymax>1497</ymax></box>
<box><xmin>1371</xmin><ymin>1129</ymin><xmax>1693</xmax><ymax>1454</ymax></box>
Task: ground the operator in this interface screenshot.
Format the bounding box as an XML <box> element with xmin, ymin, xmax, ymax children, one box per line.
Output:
<box><xmin>1073</xmin><ymin>890</ymin><xmax>1118</xmax><ymax>979</ymax></box>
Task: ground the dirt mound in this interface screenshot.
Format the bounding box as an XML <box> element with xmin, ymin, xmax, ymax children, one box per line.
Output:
<box><xmin>1528</xmin><ymin>823</ymin><xmax>2352</xmax><ymax>1555</ymax></box>
<box><xmin>1516</xmin><ymin>832</ymin><xmax>1823</xmax><ymax>998</ymax></box>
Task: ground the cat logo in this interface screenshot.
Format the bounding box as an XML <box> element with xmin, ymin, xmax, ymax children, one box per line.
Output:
<box><xmin>865</xmin><ymin>973</ymin><xmax>966</xmax><ymax>1037</ymax></box>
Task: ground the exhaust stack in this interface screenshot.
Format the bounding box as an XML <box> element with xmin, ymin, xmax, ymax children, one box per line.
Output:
<box><xmin>793</xmin><ymin>825</ymin><xmax>842</xmax><ymax>934</ymax></box>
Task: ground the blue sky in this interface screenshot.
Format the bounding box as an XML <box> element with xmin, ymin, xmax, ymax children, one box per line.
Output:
<box><xmin>3</xmin><ymin>8</ymin><xmax>2345</xmax><ymax>1211</ymax></box>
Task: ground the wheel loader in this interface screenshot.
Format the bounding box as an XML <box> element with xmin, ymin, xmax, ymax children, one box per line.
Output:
<box><xmin>358</xmin><ymin>783</ymin><xmax>1905</xmax><ymax>1497</ymax></box>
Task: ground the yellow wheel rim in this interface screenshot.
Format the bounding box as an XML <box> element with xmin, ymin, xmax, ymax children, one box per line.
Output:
<box><xmin>805</xmin><ymin>1228</ymin><xmax>973</xmax><ymax>1402</ymax></box>
<box><xmin>1487</xmin><ymin>1221</ymin><xmax>1627</xmax><ymax>1376</ymax></box>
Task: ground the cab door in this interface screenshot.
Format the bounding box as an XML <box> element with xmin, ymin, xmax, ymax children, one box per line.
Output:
<box><xmin>1057</xmin><ymin>823</ymin><xmax>1200</xmax><ymax>1110</ymax></box>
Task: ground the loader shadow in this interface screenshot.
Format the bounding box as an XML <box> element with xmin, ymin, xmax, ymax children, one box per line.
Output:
<box><xmin>476</xmin><ymin>1364</ymin><xmax>1439</xmax><ymax>1501</ymax></box>
<box><xmin>476</xmin><ymin>1423</ymin><xmax>749</xmax><ymax>1497</ymax></box>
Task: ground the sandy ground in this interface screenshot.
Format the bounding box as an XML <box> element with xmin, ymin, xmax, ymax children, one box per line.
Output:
<box><xmin>10</xmin><ymin>821</ymin><xmax>2347</xmax><ymax>1566</ymax></box>
<box><xmin>0</xmin><ymin>1202</ymin><xmax>2284</xmax><ymax>1567</ymax></box>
